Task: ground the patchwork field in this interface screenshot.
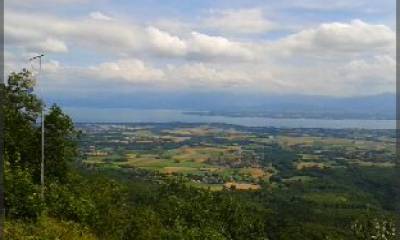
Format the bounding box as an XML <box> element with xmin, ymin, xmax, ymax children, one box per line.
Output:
<box><xmin>79</xmin><ymin>123</ymin><xmax>395</xmax><ymax>191</ymax></box>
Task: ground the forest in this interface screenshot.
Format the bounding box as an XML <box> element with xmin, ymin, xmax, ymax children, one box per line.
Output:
<box><xmin>2</xmin><ymin>70</ymin><xmax>398</xmax><ymax>240</ymax></box>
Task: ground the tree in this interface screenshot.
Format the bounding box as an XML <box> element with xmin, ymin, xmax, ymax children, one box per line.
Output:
<box><xmin>3</xmin><ymin>70</ymin><xmax>79</xmax><ymax>221</ymax></box>
<box><xmin>3</xmin><ymin>70</ymin><xmax>44</xmax><ymax>219</ymax></box>
<box><xmin>44</xmin><ymin>104</ymin><xmax>78</xmax><ymax>182</ymax></box>
<box><xmin>3</xmin><ymin>69</ymin><xmax>42</xmax><ymax>177</ymax></box>
<box><xmin>351</xmin><ymin>216</ymin><xmax>396</xmax><ymax>240</ymax></box>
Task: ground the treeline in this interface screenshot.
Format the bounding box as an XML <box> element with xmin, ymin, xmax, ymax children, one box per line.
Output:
<box><xmin>2</xmin><ymin>70</ymin><xmax>397</xmax><ymax>239</ymax></box>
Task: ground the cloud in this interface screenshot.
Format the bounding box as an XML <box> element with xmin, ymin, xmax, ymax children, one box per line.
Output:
<box><xmin>189</xmin><ymin>32</ymin><xmax>254</xmax><ymax>60</ymax></box>
<box><xmin>144</xmin><ymin>29</ymin><xmax>256</xmax><ymax>60</ymax></box>
<box><xmin>271</xmin><ymin>19</ymin><xmax>395</xmax><ymax>58</ymax></box>
<box><xmin>89</xmin><ymin>11</ymin><xmax>113</xmax><ymax>21</ymax></box>
<box><xmin>4</xmin><ymin>8</ymin><xmax>395</xmax><ymax>97</ymax></box>
<box><xmin>86</xmin><ymin>59</ymin><xmax>165</xmax><ymax>83</ymax></box>
<box><xmin>146</xmin><ymin>27</ymin><xmax>187</xmax><ymax>56</ymax></box>
<box><xmin>340</xmin><ymin>55</ymin><xmax>395</xmax><ymax>85</ymax></box>
<box><xmin>7</xmin><ymin>0</ymin><xmax>92</xmax><ymax>7</ymax></box>
<box><xmin>285</xmin><ymin>0</ymin><xmax>394</xmax><ymax>15</ymax></box>
<box><xmin>32</xmin><ymin>38</ymin><xmax>68</xmax><ymax>53</ymax></box>
<box><xmin>203</xmin><ymin>8</ymin><xmax>275</xmax><ymax>34</ymax></box>
<box><xmin>31</xmin><ymin>50</ymin><xmax>395</xmax><ymax>97</ymax></box>
<box><xmin>42</xmin><ymin>60</ymin><xmax>62</xmax><ymax>73</ymax></box>
<box><xmin>289</xmin><ymin>0</ymin><xmax>364</xmax><ymax>12</ymax></box>
<box><xmin>5</xmin><ymin>11</ymin><xmax>147</xmax><ymax>55</ymax></box>
<box><xmin>152</xmin><ymin>19</ymin><xmax>192</xmax><ymax>35</ymax></box>
<box><xmin>5</xmin><ymin>11</ymin><xmax>256</xmax><ymax>61</ymax></box>
<box><xmin>166</xmin><ymin>63</ymin><xmax>252</xmax><ymax>89</ymax></box>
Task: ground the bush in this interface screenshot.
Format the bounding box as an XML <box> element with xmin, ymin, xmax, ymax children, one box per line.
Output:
<box><xmin>4</xmin><ymin>216</ymin><xmax>97</xmax><ymax>240</ymax></box>
<box><xmin>122</xmin><ymin>208</ymin><xmax>162</xmax><ymax>240</ymax></box>
<box><xmin>5</xmin><ymin>164</ymin><xmax>44</xmax><ymax>219</ymax></box>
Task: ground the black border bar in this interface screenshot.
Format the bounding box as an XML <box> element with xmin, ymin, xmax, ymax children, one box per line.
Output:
<box><xmin>0</xmin><ymin>0</ymin><xmax>4</xmax><ymax>238</ymax></box>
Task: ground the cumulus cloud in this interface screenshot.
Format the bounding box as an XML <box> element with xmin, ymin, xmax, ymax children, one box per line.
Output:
<box><xmin>32</xmin><ymin>38</ymin><xmax>68</xmax><ymax>53</ymax></box>
<box><xmin>27</xmin><ymin>51</ymin><xmax>395</xmax><ymax>97</ymax></box>
<box><xmin>4</xmin><ymin>7</ymin><xmax>396</xmax><ymax>96</ymax></box>
<box><xmin>5</xmin><ymin>11</ymin><xmax>257</xmax><ymax>61</ymax></box>
<box><xmin>89</xmin><ymin>11</ymin><xmax>113</xmax><ymax>21</ymax></box>
<box><xmin>189</xmin><ymin>32</ymin><xmax>254</xmax><ymax>60</ymax></box>
<box><xmin>152</xmin><ymin>19</ymin><xmax>192</xmax><ymax>35</ymax></box>
<box><xmin>204</xmin><ymin>8</ymin><xmax>275</xmax><ymax>34</ymax></box>
<box><xmin>5</xmin><ymin>11</ymin><xmax>144</xmax><ymax>55</ymax></box>
<box><xmin>271</xmin><ymin>19</ymin><xmax>395</xmax><ymax>57</ymax></box>
<box><xmin>166</xmin><ymin>63</ymin><xmax>252</xmax><ymax>88</ymax></box>
<box><xmin>146</xmin><ymin>27</ymin><xmax>187</xmax><ymax>56</ymax></box>
<box><xmin>340</xmin><ymin>55</ymin><xmax>395</xmax><ymax>85</ymax></box>
<box><xmin>86</xmin><ymin>59</ymin><xmax>165</xmax><ymax>83</ymax></box>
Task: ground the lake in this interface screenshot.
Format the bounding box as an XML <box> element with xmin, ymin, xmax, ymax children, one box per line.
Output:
<box><xmin>64</xmin><ymin>108</ymin><xmax>396</xmax><ymax>130</ymax></box>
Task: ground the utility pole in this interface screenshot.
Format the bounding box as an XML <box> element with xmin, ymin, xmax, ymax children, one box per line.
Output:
<box><xmin>29</xmin><ymin>54</ymin><xmax>45</xmax><ymax>199</ymax></box>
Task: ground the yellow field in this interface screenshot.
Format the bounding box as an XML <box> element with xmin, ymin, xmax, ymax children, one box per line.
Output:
<box><xmin>350</xmin><ymin>161</ymin><xmax>395</xmax><ymax>167</ymax></box>
<box><xmin>172</xmin><ymin>146</ymin><xmax>240</xmax><ymax>163</ymax></box>
<box><xmin>296</xmin><ymin>162</ymin><xmax>327</xmax><ymax>170</ymax></box>
<box><xmin>160</xmin><ymin>167</ymin><xmax>198</xmax><ymax>174</ymax></box>
<box><xmin>162</xmin><ymin>126</ymin><xmax>220</xmax><ymax>136</ymax></box>
<box><xmin>239</xmin><ymin>168</ymin><xmax>266</xmax><ymax>179</ymax></box>
<box><xmin>224</xmin><ymin>182</ymin><xmax>261</xmax><ymax>190</ymax></box>
<box><xmin>277</xmin><ymin>136</ymin><xmax>394</xmax><ymax>152</ymax></box>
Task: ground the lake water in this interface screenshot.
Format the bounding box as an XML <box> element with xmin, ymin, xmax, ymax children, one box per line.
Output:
<box><xmin>64</xmin><ymin>108</ymin><xmax>396</xmax><ymax>130</ymax></box>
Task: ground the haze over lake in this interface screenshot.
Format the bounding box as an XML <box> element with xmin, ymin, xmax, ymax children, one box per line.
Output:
<box><xmin>64</xmin><ymin>108</ymin><xmax>395</xmax><ymax>130</ymax></box>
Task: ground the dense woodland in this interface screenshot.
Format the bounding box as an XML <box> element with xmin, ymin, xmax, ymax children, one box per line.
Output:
<box><xmin>2</xmin><ymin>70</ymin><xmax>399</xmax><ymax>239</ymax></box>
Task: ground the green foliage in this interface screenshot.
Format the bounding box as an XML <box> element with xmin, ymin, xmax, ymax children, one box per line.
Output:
<box><xmin>4</xmin><ymin>163</ymin><xmax>43</xmax><ymax>219</ymax></box>
<box><xmin>262</xmin><ymin>144</ymin><xmax>297</xmax><ymax>177</ymax></box>
<box><xmin>45</xmin><ymin>171</ymin><xmax>131</xmax><ymax>239</ymax></box>
<box><xmin>121</xmin><ymin>208</ymin><xmax>163</xmax><ymax>240</ymax></box>
<box><xmin>44</xmin><ymin>104</ymin><xmax>78</xmax><ymax>182</ymax></box>
<box><xmin>4</xmin><ymin>216</ymin><xmax>97</xmax><ymax>240</ymax></box>
<box><xmin>4</xmin><ymin>70</ymin><xmax>78</xmax><ymax>219</ymax></box>
<box><xmin>3</xmin><ymin>69</ymin><xmax>42</xmax><ymax>178</ymax></box>
<box><xmin>351</xmin><ymin>215</ymin><xmax>396</xmax><ymax>240</ymax></box>
<box><xmin>154</xmin><ymin>181</ymin><xmax>267</xmax><ymax>240</ymax></box>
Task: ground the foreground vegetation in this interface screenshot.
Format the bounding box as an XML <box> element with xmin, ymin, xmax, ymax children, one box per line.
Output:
<box><xmin>3</xmin><ymin>70</ymin><xmax>398</xmax><ymax>239</ymax></box>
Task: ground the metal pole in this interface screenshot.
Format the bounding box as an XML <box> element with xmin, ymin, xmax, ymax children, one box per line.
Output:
<box><xmin>30</xmin><ymin>54</ymin><xmax>45</xmax><ymax>199</ymax></box>
<box><xmin>39</xmin><ymin>56</ymin><xmax>45</xmax><ymax>200</ymax></box>
<box><xmin>41</xmin><ymin>107</ymin><xmax>44</xmax><ymax>199</ymax></box>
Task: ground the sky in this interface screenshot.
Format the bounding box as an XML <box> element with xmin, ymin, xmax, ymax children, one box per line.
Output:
<box><xmin>4</xmin><ymin>0</ymin><xmax>396</xmax><ymax>105</ymax></box>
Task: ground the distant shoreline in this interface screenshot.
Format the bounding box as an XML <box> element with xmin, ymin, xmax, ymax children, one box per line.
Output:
<box><xmin>64</xmin><ymin>108</ymin><xmax>396</xmax><ymax>130</ymax></box>
<box><xmin>183</xmin><ymin>111</ymin><xmax>395</xmax><ymax>121</ymax></box>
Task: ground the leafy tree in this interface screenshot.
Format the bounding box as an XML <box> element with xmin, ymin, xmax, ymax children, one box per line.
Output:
<box><xmin>3</xmin><ymin>70</ymin><xmax>44</xmax><ymax>219</ymax></box>
<box><xmin>4</xmin><ymin>162</ymin><xmax>43</xmax><ymax>219</ymax></box>
<box><xmin>44</xmin><ymin>104</ymin><xmax>77</xmax><ymax>182</ymax></box>
<box><xmin>351</xmin><ymin>216</ymin><xmax>396</xmax><ymax>240</ymax></box>
<box><xmin>122</xmin><ymin>208</ymin><xmax>162</xmax><ymax>240</ymax></box>
<box><xmin>3</xmin><ymin>69</ymin><xmax>41</xmax><ymax>178</ymax></box>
